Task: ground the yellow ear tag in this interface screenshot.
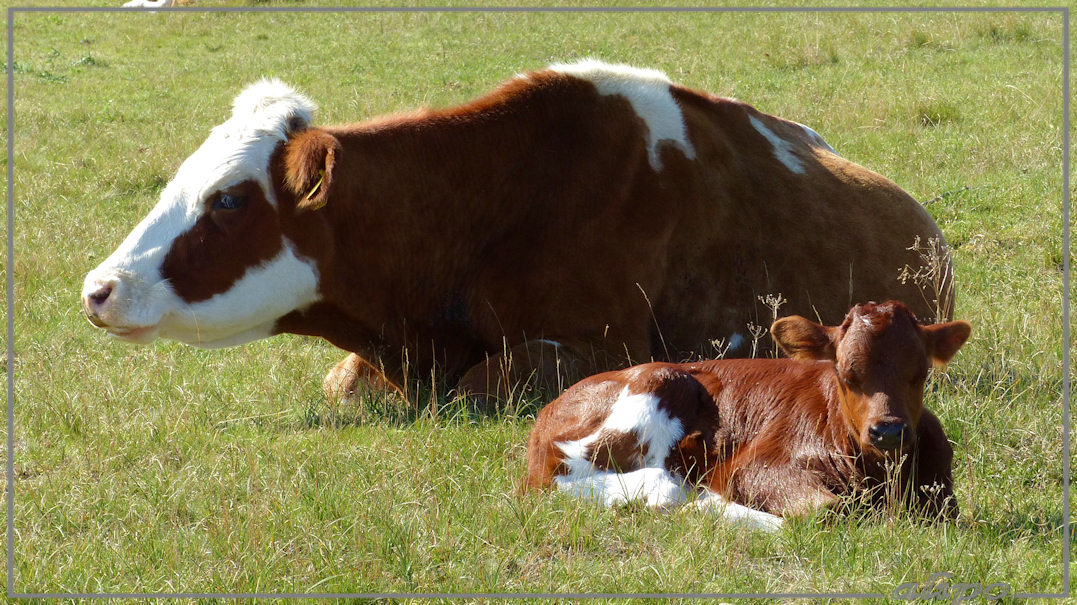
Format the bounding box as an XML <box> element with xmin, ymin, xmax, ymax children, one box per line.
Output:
<box><xmin>304</xmin><ymin>169</ymin><xmax>326</xmax><ymax>209</ymax></box>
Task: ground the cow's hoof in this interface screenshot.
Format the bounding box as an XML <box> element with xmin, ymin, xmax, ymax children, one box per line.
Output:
<box><xmin>323</xmin><ymin>354</ymin><xmax>362</xmax><ymax>403</ymax></box>
<box><xmin>322</xmin><ymin>353</ymin><xmax>403</xmax><ymax>403</ymax></box>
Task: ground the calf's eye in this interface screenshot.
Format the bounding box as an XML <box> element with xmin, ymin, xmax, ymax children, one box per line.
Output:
<box><xmin>213</xmin><ymin>193</ymin><xmax>247</xmax><ymax>211</ymax></box>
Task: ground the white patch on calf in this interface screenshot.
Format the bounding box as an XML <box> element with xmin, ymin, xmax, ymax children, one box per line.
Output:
<box><xmin>556</xmin><ymin>387</ymin><xmax>684</xmax><ymax>467</ymax></box>
<box><xmin>601</xmin><ymin>389</ymin><xmax>685</xmax><ymax>467</ymax></box>
<box><xmin>551</xmin><ymin>382</ymin><xmax>783</xmax><ymax>532</ymax></box>
<box><xmin>548</xmin><ymin>59</ymin><xmax>696</xmax><ymax>170</ymax></box>
<box><xmin>748</xmin><ymin>114</ymin><xmax>805</xmax><ymax>174</ymax></box>
<box><xmin>692</xmin><ymin>489</ymin><xmax>785</xmax><ymax>532</ymax></box>
<box><xmin>555</xmin><ymin>386</ymin><xmax>686</xmax><ymax>506</ymax></box>
<box><xmin>555</xmin><ymin>467</ymin><xmax>690</xmax><ymax>509</ymax></box>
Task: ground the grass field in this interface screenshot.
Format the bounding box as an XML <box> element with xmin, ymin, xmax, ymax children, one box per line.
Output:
<box><xmin>3</xmin><ymin>3</ymin><xmax>1070</xmax><ymax>598</ymax></box>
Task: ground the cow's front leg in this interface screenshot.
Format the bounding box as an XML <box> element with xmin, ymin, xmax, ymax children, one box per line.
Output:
<box><xmin>322</xmin><ymin>353</ymin><xmax>405</xmax><ymax>403</ymax></box>
<box><xmin>455</xmin><ymin>339</ymin><xmax>589</xmax><ymax>408</ymax></box>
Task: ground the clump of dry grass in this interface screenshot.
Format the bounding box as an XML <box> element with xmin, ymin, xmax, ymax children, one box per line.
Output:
<box><xmin>898</xmin><ymin>235</ymin><xmax>956</xmax><ymax>324</ymax></box>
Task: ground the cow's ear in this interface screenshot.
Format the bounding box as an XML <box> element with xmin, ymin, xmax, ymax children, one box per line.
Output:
<box><xmin>923</xmin><ymin>320</ymin><xmax>971</xmax><ymax>367</ymax></box>
<box><xmin>283</xmin><ymin>129</ymin><xmax>340</xmax><ymax>213</ymax></box>
<box><xmin>771</xmin><ymin>315</ymin><xmax>837</xmax><ymax>361</ymax></box>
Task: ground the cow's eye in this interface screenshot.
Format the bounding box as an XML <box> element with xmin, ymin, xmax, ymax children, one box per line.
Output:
<box><xmin>213</xmin><ymin>193</ymin><xmax>247</xmax><ymax>211</ymax></box>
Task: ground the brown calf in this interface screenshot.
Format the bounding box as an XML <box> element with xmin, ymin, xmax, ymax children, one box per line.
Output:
<box><xmin>524</xmin><ymin>301</ymin><xmax>970</xmax><ymax>530</ymax></box>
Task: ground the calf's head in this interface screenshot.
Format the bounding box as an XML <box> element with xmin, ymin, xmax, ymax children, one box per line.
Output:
<box><xmin>770</xmin><ymin>301</ymin><xmax>970</xmax><ymax>455</ymax></box>
<box><xmin>81</xmin><ymin>80</ymin><xmax>338</xmax><ymax>348</ymax></box>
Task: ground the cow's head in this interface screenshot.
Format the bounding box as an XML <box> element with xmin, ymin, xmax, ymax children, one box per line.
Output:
<box><xmin>770</xmin><ymin>301</ymin><xmax>970</xmax><ymax>455</ymax></box>
<box><xmin>81</xmin><ymin>80</ymin><xmax>336</xmax><ymax>348</ymax></box>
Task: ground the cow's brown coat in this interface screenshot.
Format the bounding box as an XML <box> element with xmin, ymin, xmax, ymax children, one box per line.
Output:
<box><xmin>104</xmin><ymin>66</ymin><xmax>955</xmax><ymax>402</ymax></box>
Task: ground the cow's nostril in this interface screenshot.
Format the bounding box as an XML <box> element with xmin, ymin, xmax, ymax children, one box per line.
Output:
<box><xmin>87</xmin><ymin>285</ymin><xmax>113</xmax><ymax>306</ymax></box>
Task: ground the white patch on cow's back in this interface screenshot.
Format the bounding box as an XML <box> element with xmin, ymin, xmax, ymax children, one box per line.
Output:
<box><xmin>547</xmin><ymin>59</ymin><xmax>696</xmax><ymax>170</ymax></box>
<box><xmin>793</xmin><ymin>120</ymin><xmax>837</xmax><ymax>154</ymax></box>
<box><xmin>748</xmin><ymin>114</ymin><xmax>805</xmax><ymax>174</ymax></box>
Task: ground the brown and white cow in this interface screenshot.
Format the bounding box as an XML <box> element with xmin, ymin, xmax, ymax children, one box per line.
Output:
<box><xmin>524</xmin><ymin>301</ymin><xmax>970</xmax><ymax>531</ymax></box>
<box><xmin>81</xmin><ymin>60</ymin><xmax>952</xmax><ymax>403</ymax></box>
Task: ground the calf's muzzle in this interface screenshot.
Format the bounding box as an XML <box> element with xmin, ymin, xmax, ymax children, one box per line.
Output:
<box><xmin>868</xmin><ymin>421</ymin><xmax>913</xmax><ymax>452</ymax></box>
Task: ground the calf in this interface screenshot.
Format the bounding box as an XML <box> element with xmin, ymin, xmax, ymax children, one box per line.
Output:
<box><xmin>524</xmin><ymin>301</ymin><xmax>970</xmax><ymax>530</ymax></box>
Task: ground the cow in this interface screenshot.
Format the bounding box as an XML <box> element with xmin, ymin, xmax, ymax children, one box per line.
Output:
<box><xmin>523</xmin><ymin>300</ymin><xmax>971</xmax><ymax>531</ymax></box>
<box><xmin>81</xmin><ymin>60</ymin><xmax>953</xmax><ymax>406</ymax></box>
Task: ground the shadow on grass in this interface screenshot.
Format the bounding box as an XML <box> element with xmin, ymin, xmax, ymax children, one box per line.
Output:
<box><xmin>297</xmin><ymin>376</ymin><xmax>550</xmax><ymax>430</ymax></box>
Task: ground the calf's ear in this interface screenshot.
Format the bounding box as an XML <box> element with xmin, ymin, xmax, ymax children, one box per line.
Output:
<box><xmin>923</xmin><ymin>320</ymin><xmax>971</xmax><ymax>366</ymax></box>
<box><xmin>282</xmin><ymin>129</ymin><xmax>341</xmax><ymax>213</ymax></box>
<box><xmin>770</xmin><ymin>315</ymin><xmax>837</xmax><ymax>361</ymax></box>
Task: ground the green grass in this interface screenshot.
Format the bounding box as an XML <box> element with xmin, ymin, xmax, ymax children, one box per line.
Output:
<box><xmin>3</xmin><ymin>4</ymin><xmax>1069</xmax><ymax>598</ymax></box>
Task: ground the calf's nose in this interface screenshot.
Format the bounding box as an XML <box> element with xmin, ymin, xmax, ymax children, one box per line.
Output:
<box><xmin>868</xmin><ymin>421</ymin><xmax>911</xmax><ymax>451</ymax></box>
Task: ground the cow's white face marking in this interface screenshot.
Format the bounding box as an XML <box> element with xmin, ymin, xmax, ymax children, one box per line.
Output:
<box><xmin>748</xmin><ymin>114</ymin><xmax>805</xmax><ymax>174</ymax></box>
<box><xmin>156</xmin><ymin>243</ymin><xmax>321</xmax><ymax>347</ymax></box>
<box><xmin>82</xmin><ymin>80</ymin><xmax>322</xmax><ymax>348</ymax></box>
<box><xmin>548</xmin><ymin>59</ymin><xmax>696</xmax><ymax>170</ymax></box>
